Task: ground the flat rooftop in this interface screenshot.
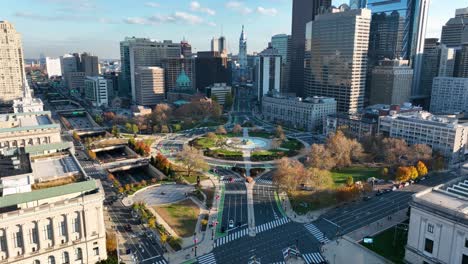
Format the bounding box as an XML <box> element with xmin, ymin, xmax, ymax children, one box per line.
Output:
<box><xmin>0</xmin><ymin>152</ymin><xmax>32</xmax><ymax>177</ymax></box>
<box><xmin>0</xmin><ymin>111</ymin><xmax>58</xmax><ymax>133</ymax></box>
<box><xmin>31</xmin><ymin>155</ymin><xmax>81</xmax><ymax>181</ymax></box>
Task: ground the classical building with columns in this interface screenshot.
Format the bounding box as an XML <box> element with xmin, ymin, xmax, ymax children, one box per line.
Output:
<box><xmin>0</xmin><ymin>147</ymin><xmax>107</xmax><ymax>264</ymax></box>
<box><xmin>405</xmin><ymin>176</ymin><xmax>468</xmax><ymax>264</ymax></box>
<box><xmin>0</xmin><ymin>111</ymin><xmax>61</xmax><ymax>152</ymax></box>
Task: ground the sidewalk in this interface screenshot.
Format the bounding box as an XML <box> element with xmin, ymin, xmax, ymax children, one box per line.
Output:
<box><xmin>322</xmin><ymin>236</ymin><xmax>392</xmax><ymax>264</ymax></box>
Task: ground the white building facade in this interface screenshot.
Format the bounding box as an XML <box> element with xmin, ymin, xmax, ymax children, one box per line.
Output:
<box><xmin>134</xmin><ymin>66</ymin><xmax>165</xmax><ymax>106</ymax></box>
<box><xmin>84</xmin><ymin>76</ymin><xmax>108</xmax><ymax>107</ymax></box>
<box><xmin>262</xmin><ymin>94</ymin><xmax>336</xmax><ymax>132</ymax></box>
<box><xmin>430</xmin><ymin>77</ymin><xmax>468</xmax><ymax>114</ymax></box>
<box><xmin>206</xmin><ymin>83</ymin><xmax>232</xmax><ymax>106</ymax></box>
<box><xmin>405</xmin><ymin>177</ymin><xmax>468</xmax><ymax>264</ymax></box>
<box><xmin>45</xmin><ymin>57</ymin><xmax>62</xmax><ymax>78</ymax></box>
<box><xmin>255</xmin><ymin>46</ymin><xmax>282</xmax><ymax>101</ymax></box>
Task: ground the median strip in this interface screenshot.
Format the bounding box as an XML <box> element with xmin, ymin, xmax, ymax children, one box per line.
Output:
<box><xmin>216</xmin><ymin>184</ymin><xmax>226</xmax><ymax>238</ymax></box>
<box><xmin>274</xmin><ymin>191</ymin><xmax>287</xmax><ymax>218</ymax></box>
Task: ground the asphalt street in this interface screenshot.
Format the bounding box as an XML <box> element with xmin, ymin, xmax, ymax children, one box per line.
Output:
<box><xmin>315</xmin><ymin>172</ymin><xmax>457</xmax><ymax>239</ymax></box>
<box><xmin>253</xmin><ymin>184</ymin><xmax>283</xmax><ymax>225</ymax></box>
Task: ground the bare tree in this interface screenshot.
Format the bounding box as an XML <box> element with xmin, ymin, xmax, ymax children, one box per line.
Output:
<box><xmin>176</xmin><ymin>146</ymin><xmax>209</xmax><ymax>178</ymax></box>
<box><xmin>381</xmin><ymin>138</ymin><xmax>409</xmax><ymax>165</ymax></box>
<box><xmin>408</xmin><ymin>144</ymin><xmax>432</xmax><ymax>164</ymax></box>
<box><xmin>273</xmin><ymin>158</ymin><xmax>305</xmax><ymax>192</ymax></box>
<box><xmin>232</xmin><ymin>124</ymin><xmax>243</xmax><ymax>134</ymax></box>
<box><xmin>307</xmin><ymin>144</ymin><xmax>336</xmax><ymax>170</ymax></box>
<box><xmin>275</xmin><ymin>125</ymin><xmax>286</xmax><ymax>141</ymax></box>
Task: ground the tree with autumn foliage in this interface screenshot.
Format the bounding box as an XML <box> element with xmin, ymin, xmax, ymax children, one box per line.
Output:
<box><xmin>176</xmin><ymin>146</ymin><xmax>209</xmax><ymax>178</ymax></box>
<box><xmin>416</xmin><ymin>161</ymin><xmax>428</xmax><ymax>176</ymax></box>
<box><xmin>307</xmin><ymin>144</ymin><xmax>336</xmax><ymax>170</ymax></box>
<box><xmin>273</xmin><ymin>158</ymin><xmax>305</xmax><ymax>192</ymax></box>
<box><xmin>215</xmin><ymin>125</ymin><xmax>227</xmax><ymax>135</ymax></box>
<box><xmin>87</xmin><ymin>150</ymin><xmax>97</xmax><ymax>160</ymax></box>
<box><xmin>396</xmin><ymin>166</ymin><xmax>411</xmax><ymax>182</ymax></box>
<box><xmin>232</xmin><ymin>124</ymin><xmax>243</xmax><ymax>134</ymax></box>
<box><xmin>409</xmin><ymin>166</ymin><xmax>419</xmax><ymax>180</ymax></box>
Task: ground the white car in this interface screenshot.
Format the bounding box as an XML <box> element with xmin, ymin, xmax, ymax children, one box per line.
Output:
<box><xmin>228</xmin><ymin>220</ymin><xmax>234</xmax><ymax>228</ymax></box>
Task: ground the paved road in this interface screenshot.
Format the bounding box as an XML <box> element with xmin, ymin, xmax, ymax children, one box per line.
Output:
<box><xmin>314</xmin><ymin>172</ymin><xmax>457</xmax><ymax>239</ymax></box>
<box><xmin>222</xmin><ymin>183</ymin><xmax>248</xmax><ymax>233</ymax></box>
<box><xmin>133</xmin><ymin>184</ymin><xmax>195</xmax><ymax>205</ymax></box>
<box><xmin>253</xmin><ymin>184</ymin><xmax>283</xmax><ymax>225</ymax></box>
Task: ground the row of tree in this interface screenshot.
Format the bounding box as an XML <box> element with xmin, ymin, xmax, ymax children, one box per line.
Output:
<box><xmin>128</xmin><ymin>138</ymin><xmax>151</xmax><ymax>156</ymax></box>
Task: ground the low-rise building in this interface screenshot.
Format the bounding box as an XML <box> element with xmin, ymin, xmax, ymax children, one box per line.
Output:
<box><xmin>84</xmin><ymin>76</ymin><xmax>109</xmax><ymax>107</ymax></box>
<box><xmin>0</xmin><ymin>111</ymin><xmax>61</xmax><ymax>151</ymax></box>
<box><xmin>0</xmin><ymin>145</ymin><xmax>107</xmax><ymax>264</ymax></box>
<box><xmin>206</xmin><ymin>83</ymin><xmax>232</xmax><ymax>106</ymax></box>
<box><xmin>262</xmin><ymin>94</ymin><xmax>336</xmax><ymax>132</ymax></box>
<box><xmin>379</xmin><ymin>111</ymin><xmax>468</xmax><ymax>163</ymax></box>
<box><xmin>405</xmin><ymin>176</ymin><xmax>468</xmax><ymax>264</ymax></box>
<box><xmin>430</xmin><ymin>77</ymin><xmax>468</xmax><ymax>114</ymax></box>
<box><xmin>325</xmin><ymin>103</ymin><xmax>422</xmax><ymax>138</ymax></box>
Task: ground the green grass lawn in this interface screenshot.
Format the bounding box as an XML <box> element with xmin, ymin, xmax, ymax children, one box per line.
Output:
<box><xmin>248</xmin><ymin>131</ymin><xmax>273</xmax><ymax>138</ymax></box>
<box><xmin>280</xmin><ymin>138</ymin><xmax>303</xmax><ymax>151</ymax></box>
<box><xmin>194</xmin><ymin>137</ymin><xmax>218</xmax><ymax>148</ymax></box>
<box><xmin>181</xmin><ymin>173</ymin><xmax>209</xmax><ymax>184</ymax></box>
<box><xmin>331</xmin><ymin>166</ymin><xmax>380</xmax><ymax>186</ymax></box>
<box><xmin>361</xmin><ymin>224</ymin><xmax>408</xmax><ymax>264</ymax></box>
<box><xmin>289</xmin><ymin>190</ymin><xmax>337</xmax><ymax>214</ymax></box>
<box><xmin>154</xmin><ymin>199</ymin><xmax>200</xmax><ymax>237</ymax></box>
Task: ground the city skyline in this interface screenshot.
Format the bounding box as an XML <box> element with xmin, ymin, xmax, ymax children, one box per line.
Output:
<box><xmin>3</xmin><ymin>0</ymin><xmax>465</xmax><ymax>59</ymax></box>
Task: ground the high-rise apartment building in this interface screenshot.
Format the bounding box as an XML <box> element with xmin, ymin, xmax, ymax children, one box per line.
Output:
<box><xmin>255</xmin><ymin>45</ymin><xmax>282</xmax><ymax>101</ymax></box>
<box><xmin>0</xmin><ymin>21</ymin><xmax>27</xmax><ymax>103</ymax></box>
<box><xmin>304</xmin><ymin>7</ymin><xmax>371</xmax><ymax>114</ymax></box>
<box><xmin>370</xmin><ymin>59</ymin><xmax>413</xmax><ymax>106</ymax></box>
<box><xmin>271</xmin><ymin>34</ymin><xmax>291</xmax><ymax>94</ymax></box>
<box><xmin>430</xmin><ymin>77</ymin><xmax>468</xmax><ymax>114</ymax></box>
<box><xmin>366</xmin><ymin>0</ymin><xmax>430</xmax><ymax>100</ymax></box>
<box><xmin>84</xmin><ymin>76</ymin><xmax>109</xmax><ymax>107</ymax></box>
<box><xmin>134</xmin><ymin>67</ymin><xmax>165</xmax><ymax>106</ymax></box>
<box><xmin>119</xmin><ymin>37</ymin><xmax>181</xmax><ymax>101</ymax></box>
<box><xmin>289</xmin><ymin>0</ymin><xmax>331</xmax><ymax>97</ymax></box>
<box><xmin>441</xmin><ymin>7</ymin><xmax>468</xmax><ymax>47</ymax></box>
<box><xmin>45</xmin><ymin>57</ymin><xmax>62</xmax><ymax>78</ymax></box>
<box><xmin>195</xmin><ymin>51</ymin><xmax>229</xmax><ymax>91</ymax></box>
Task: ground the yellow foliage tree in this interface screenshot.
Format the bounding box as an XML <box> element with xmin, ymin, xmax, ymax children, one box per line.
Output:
<box><xmin>409</xmin><ymin>166</ymin><xmax>419</xmax><ymax>180</ymax></box>
<box><xmin>396</xmin><ymin>166</ymin><xmax>411</xmax><ymax>182</ymax></box>
<box><xmin>416</xmin><ymin>161</ymin><xmax>428</xmax><ymax>176</ymax></box>
<box><xmin>148</xmin><ymin>217</ymin><xmax>156</xmax><ymax>228</ymax></box>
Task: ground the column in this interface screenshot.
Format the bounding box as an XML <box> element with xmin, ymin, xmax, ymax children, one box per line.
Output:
<box><xmin>5</xmin><ymin>228</ymin><xmax>15</xmax><ymax>259</ymax></box>
<box><xmin>81</xmin><ymin>210</ymin><xmax>88</xmax><ymax>238</ymax></box>
<box><xmin>22</xmin><ymin>224</ymin><xmax>30</xmax><ymax>255</ymax></box>
<box><xmin>36</xmin><ymin>220</ymin><xmax>44</xmax><ymax>250</ymax></box>
<box><xmin>66</xmin><ymin>214</ymin><xmax>73</xmax><ymax>243</ymax></box>
<box><xmin>52</xmin><ymin>217</ymin><xmax>60</xmax><ymax>247</ymax></box>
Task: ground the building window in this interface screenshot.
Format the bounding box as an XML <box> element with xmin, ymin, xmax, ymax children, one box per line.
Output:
<box><xmin>75</xmin><ymin>248</ymin><xmax>83</xmax><ymax>261</ymax></box>
<box><xmin>61</xmin><ymin>252</ymin><xmax>69</xmax><ymax>264</ymax></box>
<box><xmin>93</xmin><ymin>247</ymin><xmax>99</xmax><ymax>256</ymax></box>
<box><xmin>47</xmin><ymin>256</ymin><xmax>55</xmax><ymax>264</ymax></box>
<box><xmin>463</xmin><ymin>254</ymin><xmax>468</xmax><ymax>264</ymax></box>
<box><xmin>0</xmin><ymin>232</ymin><xmax>6</xmax><ymax>252</ymax></box>
<box><xmin>465</xmin><ymin>239</ymin><xmax>468</xmax><ymax>248</ymax></box>
<box><xmin>34</xmin><ymin>260</ymin><xmax>40</xmax><ymax>264</ymax></box>
<box><xmin>45</xmin><ymin>222</ymin><xmax>53</xmax><ymax>240</ymax></box>
<box><xmin>427</xmin><ymin>223</ymin><xmax>434</xmax><ymax>233</ymax></box>
<box><xmin>14</xmin><ymin>230</ymin><xmax>23</xmax><ymax>248</ymax></box>
<box><xmin>59</xmin><ymin>219</ymin><xmax>66</xmax><ymax>236</ymax></box>
<box><xmin>424</xmin><ymin>238</ymin><xmax>434</xmax><ymax>254</ymax></box>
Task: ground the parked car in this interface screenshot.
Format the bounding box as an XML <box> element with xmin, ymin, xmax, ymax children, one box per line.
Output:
<box><xmin>229</xmin><ymin>220</ymin><xmax>234</xmax><ymax>228</ymax></box>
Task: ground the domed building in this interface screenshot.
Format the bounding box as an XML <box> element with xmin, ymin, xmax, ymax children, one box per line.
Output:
<box><xmin>175</xmin><ymin>69</ymin><xmax>192</xmax><ymax>91</ymax></box>
<box><xmin>167</xmin><ymin>67</ymin><xmax>198</xmax><ymax>104</ymax></box>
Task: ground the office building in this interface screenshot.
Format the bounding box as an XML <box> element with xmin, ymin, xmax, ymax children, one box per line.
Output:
<box><xmin>84</xmin><ymin>76</ymin><xmax>109</xmax><ymax>107</ymax></box>
<box><xmin>65</xmin><ymin>72</ymin><xmax>86</xmax><ymax>95</ymax></box>
<box><xmin>45</xmin><ymin>57</ymin><xmax>62</xmax><ymax>78</ymax></box>
<box><xmin>134</xmin><ymin>67</ymin><xmax>165</xmax><ymax>106</ymax></box>
<box><xmin>255</xmin><ymin>45</ymin><xmax>282</xmax><ymax>101</ymax></box>
<box><xmin>304</xmin><ymin>6</ymin><xmax>371</xmax><ymax>114</ymax></box>
<box><xmin>103</xmin><ymin>72</ymin><xmax>119</xmax><ymax>101</ymax></box>
<box><xmin>195</xmin><ymin>51</ymin><xmax>229</xmax><ymax>91</ymax></box>
<box><xmin>441</xmin><ymin>7</ymin><xmax>468</xmax><ymax>47</ymax></box>
<box><xmin>180</xmin><ymin>39</ymin><xmax>192</xmax><ymax>58</ymax></box>
<box><xmin>325</xmin><ymin>103</ymin><xmax>421</xmax><ymax>139</ymax></box>
<box><xmin>211</xmin><ymin>36</ymin><xmax>227</xmax><ymax>55</ymax></box>
<box><xmin>60</xmin><ymin>54</ymin><xmax>79</xmax><ymax>76</ymax></box>
<box><xmin>430</xmin><ymin>77</ymin><xmax>468</xmax><ymax>114</ymax></box>
<box><xmin>80</xmin><ymin>53</ymin><xmax>99</xmax><ymax>77</ymax></box>
<box><xmin>458</xmin><ymin>44</ymin><xmax>468</xmax><ymax>78</ymax></box>
<box><xmin>420</xmin><ymin>38</ymin><xmax>442</xmax><ymax>100</ymax></box>
<box><xmin>289</xmin><ymin>0</ymin><xmax>332</xmax><ymax>97</ymax></box>
<box><xmin>162</xmin><ymin>57</ymin><xmax>195</xmax><ymax>92</ymax></box>
<box><xmin>369</xmin><ymin>59</ymin><xmax>413</xmax><ymax>105</ymax></box>
<box><xmin>166</xmin><ymin>69</ymin><xmax>196</xmax><ymax>104</ymax></box>
<box><xmin>262</xmin><ymin>94</ymin><xmax>336</xmax><ymax>132</ymax></box>
<box><xmin>206</xmin><ymin>83</ymin><xmax>231</xmax><ymax>106</ymax></box>
<box><xmin>379</xmin><ymin>111</ymin><xmax>468</xmax><ymax>163</ymax></box>
<box><xmin>0</xmin><ymin>21</ymin><xmax>27</xmax><ymax>103</ymax></box>
<box><xmin>405</xmin><ymin>177</ymin><xmax>468</xmax><ymax>264</ymax></box>
<box><xmin>366</xmin><ymin>0</ymin><xmax>430</xmax><ymax>100</ymax></box>
<box><xmin>0</xmin><ymin>111</ymin><xmax>61</xmax><ymax>150</ymax></box>
<box><xmin>438</xmin><ymin>45</ymin><xmax>456</xmax><ymax>77</ymax></box>
<box><xmin>349</xmin><ymin>0</ymin><xmax>367</xmax><ymax>9</ymax></box>
<box><xmin>271</xmin><ymin>34</ymin><xmax>291</xmax><ymax>94</ymax></box>
<box><xmin>0</xmin><ymin>146</ymin><xmax>107</xmax><ymax>264</ymax></box>
<box><xmin>119</xmin><ymin>37</ymin><xmax>181</xmax><ymax>101</ymax></box>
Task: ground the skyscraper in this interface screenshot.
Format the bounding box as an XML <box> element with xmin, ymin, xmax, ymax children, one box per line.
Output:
<box><xmin>289</xmin><ymin>0</ymin><xmax>331</xmax><ymax>97</ymax></box>
<box><xmin>180</xmin><ymin>39</ymin><xmax>192</xmax><ymax>58</ymax></box>
<box><xmin>195</xmin><ymin>51</ymin><xmax>229</xmax><ymax>91</ymax></box>
<box><xmin>211</xmin><ymin>36</ymin><xmax>227</xmax><ymax>55</ymax></box>
<box><xmin>441</xmin><ymin>7</ymin><xmax>468</xmax><ymax>47</ymax></box>
<box><xmin>349</xmin><ymin>0</ymin><xmax>367</xmax><ymax>9</ymax></box>
<box><xmin>419</xmin><ymin>38</ymin><xmax>441</xmax><ymax>100</ymax></box>
<box><xmin>0</xmin><ymin>21</ymin><xmax>27</xmax><ymax>103</ymax></box>
<box><xmin>365</xmin><ymin>0</ymin><xmax>430</xmax><ymax>100</ymax></box>
<box><xmin>255</xmin><ymin>44</ymin><xmax>282</xmax><ymax>101</ymax></box>
<box><xmin>271</xmin><ymin>34</ymin><xmax>291</xmax><ymax>93</ymax></box>
<box><xmin>304</xmin><ymin>6</ymin><xmax>371</xmax><ymax>114</ymax></box>
<box><xmin>134</xmin><ymin>67</ymin><xmax>165</xmax><ymax>106</ymax></box>
<box><xmin>238</xmin><ymin>26</ymin><xmax>248</xmax><ymax>70</ymax></box>
<box><xmin>80</xmin><ymin>52</ymin><xmax>99</xmax><ymax>77</ymax></box>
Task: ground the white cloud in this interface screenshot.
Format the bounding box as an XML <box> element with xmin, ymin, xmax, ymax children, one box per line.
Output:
<box><xmin>207</xmin><ymin>21</ymin><xmax>217</xmax><ymax>27</ymax></box>
<box><xmin>190</xmin><ymin>1</ymin><xmax>215</xmax><ymax>15</ymax></box>
<box><xmin>256</xmin><ymin>6</ymin><xmax>278</xmax><ymax>16</ymax></box>
<box><xmin>124</xmin><ymin>11</ymin><xmax>204</xmax><ymax>25</ymax></box>
<box><xmin>144</xmin><ymin>2</ymin><xmax>160</xmax><ymax>8</ymax></box>
<box><xmin>225</xmin><ymin>1</ymin><xmax>252</xmax><ymax>15</ymax></box>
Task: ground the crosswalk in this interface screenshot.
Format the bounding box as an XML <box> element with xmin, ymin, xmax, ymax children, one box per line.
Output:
<box><xmin>304</xmin><ymin>223</ymin><xmax>330</xmax><ymax>243</ymax></box>
<box><xmin>221</xmin><ymin>178</ymin><xmax>245</xmax><ymax>183</ymax></box>
<box><xmin>255</xmin><ymin>217</ymin><xmax>290</xmax><ymax>233</ymax></box>
<box><xmin>302</xmin><ymin>252</ymin><xmax>326</xmax><ymax>264</ymax></box>
<box><xmin>197</xmin><ymin>253</ymin><xmax>216</xmax><ymax>264</ymax></box>
<box><xmin>141</xmin><ymin>258</ymin><xmax>167</xmax><ymax>264</ymax></box>
<box><xmin>214</xmin><ymin>228</ymin><xmax>249</xmax><ymax>248</ymax></box>
<box><xmin>255</xmin><ymin>178</ymin><xmax>273</xmax><ymax>185</ymax></box>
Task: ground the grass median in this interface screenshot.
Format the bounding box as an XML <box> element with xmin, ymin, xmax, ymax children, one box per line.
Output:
<box><xmin>153</xmin><ymin>199</ymin><xmax>200</xmax><ymax>238</ymax></box>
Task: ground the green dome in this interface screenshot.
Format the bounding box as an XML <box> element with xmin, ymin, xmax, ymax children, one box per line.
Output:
<box><xmin>176</xmin><ymin>69</ymin><xmax>191</xmax><ymax>90</ymax></box>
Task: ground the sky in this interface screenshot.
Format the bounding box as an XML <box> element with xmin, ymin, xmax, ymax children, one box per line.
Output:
<box><xmin>2</xmin><ymin>0</ymin><xmax>466</xmax><ymax>59</ymax></box>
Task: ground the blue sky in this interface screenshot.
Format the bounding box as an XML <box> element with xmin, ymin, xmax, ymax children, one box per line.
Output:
<box><xmin>3</xmin><ymin>0</ymin><xmax>466</xmax><ymax>59</ymax></box>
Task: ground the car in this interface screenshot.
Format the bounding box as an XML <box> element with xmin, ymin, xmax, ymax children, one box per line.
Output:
<box><xmin>363</xmin><ymin>196</ymin><xmax>371</xmax><ymax>201</ymax></box>
<box><xmin>124</xmin><ymin>224</ymin><xmax>132</xmax><ymax>231</ymax></box>
<box><xmin>228</xmin><ymin>177</ymin><xmax>234</xmax><ymax>183</ymax></box>
<box><xmin>392</xmin><ymin>186</ymin><xmax>398</xmax><ymax>191</ymax></box>
<box><xmin>375</xmin><ymin>190</ymin><xmax>383</xmax><ymax>196</ymax></box>
<box><xmin>404</xmin><ymin>182</ymin><xmax>410</xmax><ymax>187</ymax></box>
<box><xmin>228</xmin><ymin>220</ymin><xmax>234</xmax><ymax>228</ymax></box>
<box><xmin>420</xmin><ymin>177</ymin><xmax>426</xmax><ymax>181</ymax></box>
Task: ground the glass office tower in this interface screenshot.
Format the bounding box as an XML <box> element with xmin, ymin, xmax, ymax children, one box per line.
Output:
<box><xmin>365</xmin><ymin>0</ymin><xmax>430</xmax><ymax>101</ymax></box>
